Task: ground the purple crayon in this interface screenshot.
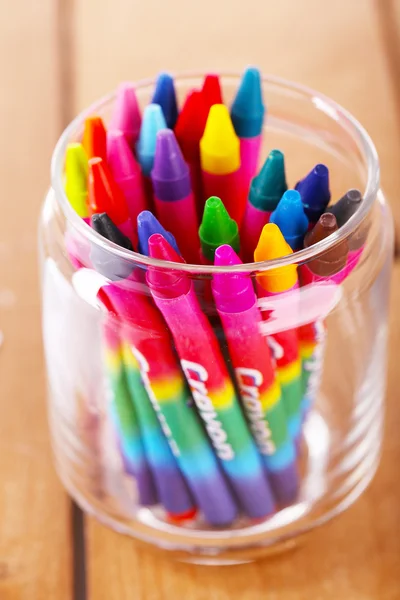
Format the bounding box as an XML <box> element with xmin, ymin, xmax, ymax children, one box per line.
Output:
<box><xmin>212</xmin><ymin>245</ymin><xmax>299</xmax><ymax>505</ymax></box>
<box><xmin>147</xmin><ymin>234</ymin><xmax>276</xmax><ymax>519</ymax></box>
<box><xmin>151</xmin><ymin>130</ymin><xmax>199</xmax><ymax>263</ymax></box>
<box><xmin>295</xmin><ymin>164</ymin><xmax>331</xmax><ymax>228</ymax></box>
<box><xmin>109</xmin><ymin>82</ymin><xmax>142</xmax><ymax>147</ymax></box>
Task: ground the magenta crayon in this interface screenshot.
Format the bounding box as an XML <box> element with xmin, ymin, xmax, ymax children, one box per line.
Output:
<box><xmin>174</xmin><ymin>90</ymin><xmax>209</xmax><ymax>217</ymax></box>
<box><xmin>107</xmin><ymin>130</ymin><xmax>147</xmax><ymax>246</ymax></box>
<box><xmin>151</xmin><ymin>129</ymin><xmax>199</xmax><ymax>263</ymax></box>
<box><xmin>231</xmin><ymin>67</ymin><xmax>265</xmax><ymax>194</ymax></box>
<box><xmin>212</xmin><ymin>245</ymin><xmax>299</xmax><ymax>504</ymax></box>
<box><xmin>295</xmin><ymin>164</ymin><xmax>331</xmax><ymax>227</ymax></box>
<box><xmin>255</xmin><ymin>224</ymin><xmax>303</xmax><ymax>441</ymax></box>
<box><xmin>147</xmin><ymin>234</ymin><xmax>276</xmax><ymax>519</ymax></box>
<box><xmin>101</xmin><ymin>276</ymin><xmax>238</xmax><ymax>526</ymax></box>
<box><xmin>241</xmin><ymin>150</ymin><xmax>288</xmax><ymax>262</ymax></box>
<box><xmin>109</xmin><ymin>82</ymin><xmax>142</xmax><ymax>147</ymax></box>
<box><xmin>200</xmin><ymin>104</ymin><xmax>246</xmax><ymax>225</ymax></box>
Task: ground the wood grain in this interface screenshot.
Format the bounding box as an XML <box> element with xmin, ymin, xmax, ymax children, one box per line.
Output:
<box><xmin>0</xmin><ymin>1</ymin><xmax>72</xmax><ymax>598</ymax></box>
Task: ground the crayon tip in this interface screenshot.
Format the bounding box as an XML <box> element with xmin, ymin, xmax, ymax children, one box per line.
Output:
<box><xmin>107</xmin><ymin>129</ymin><xmax>141</xmax><ymax>180</ymax></box>
<box><xmin>151</xmin><ymin>72</ymin><xmax>178</xmax><ymax>129</ymax></box>
<box><xmin>199</xmin><ymin>196</ymin><xmax>240</xmax><ymax>261</ymax></box>
<box><xmin>326</xmin><ymin>189</ymin><xmax>362</xmax><ymax>227</ymax></box>
<box><xmin>137</xmin><ymin>210</ymin><xmax>180</xmax><ymax>256</ymax></box>
<box><xmin>270</xmin><ymin>190</ymin><xmax>308</xmax><ymax>250</ymax></box>
<box><xmin>82</xmin><ymin>115</ymin><xmax>107</xmax><ymax>161</ymax></box>
<box><xmin>295</xmin><ymin>163</ymin><xmax>331</xmax><ymax>221</ymax></box>
<box><xmin>254</xmin><ymin>223</ymin><xmax>297</xmax><ymax>292</ymax></box>
<box><xmin>200</xmin><ymin>105</ymin><xmax>240</xmax><ymax>174</ymax></box>
<box><xmin>213</xmin><ymin>245</ymin><xmax>254</xmax><ymax>312</ymax></box>
<box><xmin>147</xmin><ymin>233</ymin><xmax>190</xmax><ymax>297</ymax></box>
<box><xmin>174</xmin><ymin>90</ymin><xmax>208</xmax><ymax>160</ymax></box>
<box><xmin>91</xmin><ymin>213</ymin><xmax>133</xmax><ymax>250</ymax></box>
<box><xmin>109</xmin><ymin>82</ymin><xmax>142</xmax><ymax>146</ymax></box>
<box><xmin>304</xmin><ymin>212</ymin><xmax>349</xmax><ymax>276</ymax></box>
<box><xmin>249</xmin><ymin>149</ymin><xmax>287</xmax><ymax>211</ymax></box>
<box><xmin>202</xmin><ymin>74</ymin><xmax>223</xmax><ymax>109</ymax></box>
<box><xmin>152</xmin><ymin>129</ymin><xmax>189</xmax><ymax>182</ymax></box>
<box><xmin>136</xmin><ymin>104</ymin><xmax>168</xmax><ymax>176</ymax></box>
<box><xmin>231</xmin><ymin>67</ymin><xmax>265</xmax><ymax>138</ymax></box>
<box><xmin>88</xmin><ymin>157</ymin><xmax>129</xmax><ymax>224</ymax></box>
<box><xmin>65</xmin><ymin>143</ymin><xmax>89</xmax><ymax>217</ymax></box>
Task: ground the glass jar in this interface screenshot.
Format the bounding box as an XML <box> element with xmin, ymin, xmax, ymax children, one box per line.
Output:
<box><xmin>40</xmin><ymin>73</ymin><xmax>393</xmax><ymax>564</ymax></box>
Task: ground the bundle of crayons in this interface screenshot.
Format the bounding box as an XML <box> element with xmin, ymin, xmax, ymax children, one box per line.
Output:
<box><xmin>64</xmin><ymin>68</ymin><xmax>364</xmax><ymax>526</ymax></box>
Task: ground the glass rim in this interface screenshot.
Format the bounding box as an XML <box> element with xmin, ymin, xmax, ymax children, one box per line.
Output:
<box><xmin>51</xmin><ymin>71</ymin><xmax>380</xmax><ymax>274</ymax></box>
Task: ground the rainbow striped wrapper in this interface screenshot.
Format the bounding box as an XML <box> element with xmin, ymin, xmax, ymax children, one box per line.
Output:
<box><xmin>298</xmin><ymin>320</ymin><xmax>326</xmax><ymax>416</ymax></box>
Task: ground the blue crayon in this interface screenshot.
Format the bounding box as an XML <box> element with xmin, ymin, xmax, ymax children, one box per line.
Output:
<box><xmin>136</xmin><ymin>104</ymin><xmax>168</xmax><ymax>176</ymax></box>
<box><xmin>270</xmin><ymin>190</ymin><xmax>308</xmax><ymax>250</ymax></box>
<box><xmin>295</xmin><ymin>164</ymin><xmax>331</xmax><ymax>226</ymax></box>
<box><xmin>231</xmin><ymin>67</ymin><xmax>265</xmax><ymax>138</ymax></box>
<box><xmin>137</xmin><ymin>210</ymin><xmax>180</xmax><ymax>256</ymax></box>
<box><xmin>151</xmin><ymin>73</ymin><xmax>178</xmax><ymax>129</ymax></box>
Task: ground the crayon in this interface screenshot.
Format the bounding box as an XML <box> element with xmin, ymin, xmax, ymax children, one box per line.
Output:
<box><xmin>295</xmin><ymin>164</ymin><xmax>330</xmax><ymax>227</ymax></box>
<box><xmin>199</xmin><ymin>196</ymin><xmax>240</xmax><ymax>264</ymax></box>
<box><xmin>231</xmin><ymin>67</ymin><xmax>265</xmax><ymax>192</ymax></box>
<box><xmin>270</xmin><ymin>190</ymin><xmax>308</xmax><ymax>250</ymax></box>
<box><xmin>136</xmin><ymin>104</ymin><xmax>168</xmax><ymax>177</ymax></box>
<box><xmin>103</xmin><ymin>276</ymin><xmax>238</xmax><ymax>526</ymax></box>
<box><xmin>254</xmin><ymin>224</ymin><xmax>303</xmax><ymax>441</ymax></box>
<box><xmin>148</xmin><ymin>233</ymin><xmax>276</xmax><ymax>519</ymax></box>
<box><xmin>151</xmin><ymin>72</ymin><xmax>178</xmax><ymax>129</ymax></box>
<box><xmin>107</xmin><ymin>130</ymin><xmax>147</xmax><ymax>246</ymax></box>
<box><xmin>174</xmin><ymin>90</ymin><xmax>209</xmax><ymax>216</ymax></box>
<box><xmin>88</xmin><ymin>157</ymin><xmax>133</xmax><ymax>241</ymax></box>
<box><xmin>101</xmin><ymin>316</ymin><xmax>158</xmax><ymax>506</ymax></box>
<box><xmin>82</xmin><ymin>116</ymin><xmax>107</xmax><ymax>162</ymax></box>
<box><xmin>200</xmin><ymin>104</ymin><xmax>245</xmax><ymax>225</ymax></box>
<box><xmin>240</xmin><ymin>150</ymin><xmax>287</xmax><ymax>262</ymax></box>
<box><xmin>212</xmin><ymin>245</ymin><xmax>299</xmax><ymax>504</ymax></box>
<box><xmin>137</xmin><ymin>210</ymin><xmax>180</xmax><ymax>257</ymax></box>
<box><xmin>91</xmin><ymin>213</ymin><xmax>134</xmax><ymax>281</ymax></box>
<box><xmin>65</xmin><ymin>143</ymin><xmax>89</xmax><ymax>218</ymax></box>
<box><xmin>202</xmin><ymin>73</ymin><xmax>223</xmax><ymax>109</ymax></box>
<box><xmin>325</xmin><ymin>189</ymin><xmax>365</xmax><ymax>278</ymax></box>
<box><xmin>109</xmin><ymin>82</ymin><xmax>142</xmax><ymax>147</ymax></box>
<box><xmin>152</xmin><ymin>129</ymin><xmax>199</xmax><ymax>263</ymax></box>
<box><xmin>298</xmin><ymin>213</ymin><xmax>349</xmax><ymax>414</ymax></box>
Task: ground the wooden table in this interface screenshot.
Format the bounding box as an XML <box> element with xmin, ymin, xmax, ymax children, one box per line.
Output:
<box><xmin>1</xmin><ymin>0</ymin><xmax>400</xmax><ymax>597</ymax></box>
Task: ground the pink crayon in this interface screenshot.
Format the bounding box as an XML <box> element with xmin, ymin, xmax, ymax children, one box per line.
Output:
<box><xmin>107</xmin><ymin>130</ymin><xmax>147</xmax><ymax>247</ymax></box>
<box><xmin>109</xmin><ymin>82</ymin><xmax>142</xmax><ymax>147</ymax></box>
<box><xmin>231</xmin><ymin>68</ymin><xmax>265</xmax><ymax>196</ymax></box>
<box><xmin>151</xmin><ymin>129</ymin><xmax>199</xmax><ymax>263</ymax></box>
<box><xmin>147</xmin><ymin>233</ymin><xmax>276</xmax><ymax>520</ymax></box>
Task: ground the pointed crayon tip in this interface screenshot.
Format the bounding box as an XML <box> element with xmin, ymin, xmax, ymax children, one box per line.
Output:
<box><xmin>136</xmin><ymin>104</ymin><xmax>168</xmax><ymax>176</ymax></box>
<box><xmin>270</xmin><ymin>190</ymin><xmax>308</xmax><ymax>250</ymax></box>
<box><xmin>137</xmin><ymin>210</ymin><xmax>180</xmax><ymax>256</ymax></box>
<box><xmin>200</xmin><ymin>105</ymin><xmax>240</xmax><ymax>174</ymax></box>
<box><xmin>174</xmin><ymin>90</ymin><xmax>208</xmax><ymax>160</ymax></box>
<box><xmin>109</xmin><ymin>82</ymin><xmax>142</xmax><ymax>146</ymax></box>
<box><xmin>231</xmin><ymin>67</ymin><xmax>265</xmax><ymax>138</ymax></box>
<box><xmin>91</xmin><ymin>212</ymin><xmax>133</xmax><ymax>250</ymax></box>
<box><xmin>151</xmin><ymin>72</ymin><xmax>178</xmax><ymax>129</ymax></box>
<box><xmin>88</xmin><ymin>157</ymin><xmax>129</xmax><ymax>224</ymax></box>
<box><xmin>304</xmin><ymin>212</ymin><xmax>349</xmax><ymax>276</ymax></box>
<box><xmin>202</xmin><ymin>74</ymin><xmax>223</xmax><ymax>109</ymax></box>
<box><xmin>295</xmin><ymin>163</ymin><xmax>331</xmax><ymax>221</ymax></box>
<box><xmin>147</xmin><ymin>233</ymin><xmax>190</xmax><ymax>298</ymax></box>
<box><xmin>326</xmin><ymin>189</ymin><xmax>362</xmax><ymax>227</ymax></box>
<box><xmin>152</xmin><ymin>129</ymin><xmax>189</xmax><ymax>182</ymax></box>
<box><xmin>213</xmin><ymin>245</ymin><xmax>254</xmax><ymax>312</ymax></box>
<box><xmin>199</xmin><ymin>196</ymin><xmax>240</xmax><ymax>261</ymax></box>
<box><xmin>254</xmin><ymin>223</ymin><xmax>297</xmax><ymax>292</ymax></box>
<box><xmin>107</xmin><ymin>129</ymin><xmax>141</xmax><ymax>180</ymax></box>
<box><xmin>65</xmin><ymin>143</ymin><xmax>89</xmax><ymax>217</ymax></box>
<box><xmin>82</xmin><ymin>115</ymin><xmax>107</xmax><ymax>161</ymax></box>
<box><xmin>249</xmin><ymin>149</ymin><xmax>287</xmax><ymax>211</ymax></box>
<box><xmin>90</xmin><ymin>212</ymin><xmax>134</xmax><ymax>281</ymax></box>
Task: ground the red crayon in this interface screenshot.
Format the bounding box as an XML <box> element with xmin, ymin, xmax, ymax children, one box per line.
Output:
<box><xmin>202</xmin><ymin>73</ymin><xmax>223</xmax><ymax>110</ymax></box>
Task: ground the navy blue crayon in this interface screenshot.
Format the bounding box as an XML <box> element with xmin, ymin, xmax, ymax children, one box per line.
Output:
<box><xmin>151</xmin><ymin>73</ymin><xmax>178</xmax><ymax>129</ymax></box>
<box><xmin>295</xmin><ymin>164</ymin><xmax>331</xmax><ymax>227</ymax></box>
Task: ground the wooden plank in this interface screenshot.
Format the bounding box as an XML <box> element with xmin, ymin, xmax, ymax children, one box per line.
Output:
<box><xmin>73</xmin><ymin>0</ymin><xmax>400</xmax><ymax>596</ymax></box>
<box><xmin>0</xmin><ymin>1</ymin><xmax>73</xmax><ymax>598</ymax></box>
